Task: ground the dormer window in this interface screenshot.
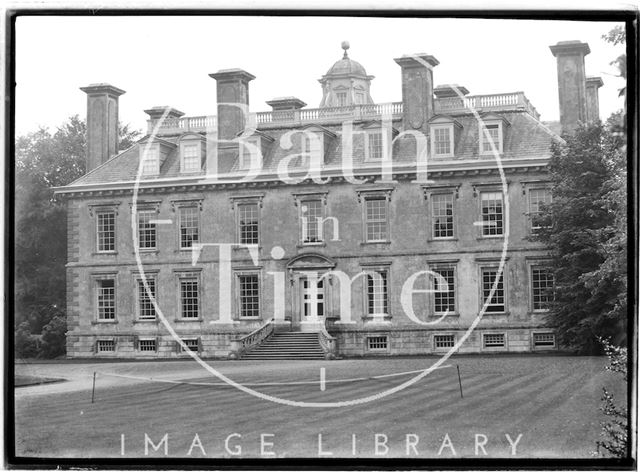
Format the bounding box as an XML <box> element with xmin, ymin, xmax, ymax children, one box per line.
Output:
<box><xmin>141</xmin><ymin>147</ymin><xmax>160</xmax><ymax>176</ymax></box>
<box><xmin>363</xmin><ymin>122</ymin><xmax>397</xmax><ymax>162</ymax></box>
<box><xmin>240</xmin><ymin>137</ymin><xmax>260</xmax><ymax>171</ymax></box>
<box><xmin>367</xmin><ymin>132</ymin><xmax>383</xmax><ymax>160</ymax></box>
<box><xmin>479</xmin><ymin>115</ymin><xmax>509</xmax><ymax>155</ymax></box>
<box><xmin>181</xmin><ymin>144</ymin><xmax>199</xmax><ymax>172</ymax></box>
<box><xmin>432</xmin><ymin>126</ymin><xmax>453</xmax><ymax>157</ymax></box>
<box><xmin>138</xmin><ymin>138</ymin><xmax>175</xmax><ymax>177</ymax></box>
<box><xmin>178</xmin><ymin>133</ymin><xmax>205</xmax><ymax>174</ymax></box>
<box><xmin>428</xmin><ymin>116</ymin><xmax>461</xmax><ymax>159</ymax></box>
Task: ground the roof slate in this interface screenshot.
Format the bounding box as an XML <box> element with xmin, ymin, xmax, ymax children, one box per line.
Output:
<box><xmin>68</xmin><ymin>110</ymin><xmax>558</xmax><ymax>187</ymax></box>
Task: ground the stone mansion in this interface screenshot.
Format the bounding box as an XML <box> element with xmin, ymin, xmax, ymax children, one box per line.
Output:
<box><xmin>55</xmin><ymin>40</ymin><xmax>603</xmax><ymax>359</ymax></box>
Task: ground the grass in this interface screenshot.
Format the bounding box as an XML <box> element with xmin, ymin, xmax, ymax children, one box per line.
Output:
<box><xmin>13</xmin><ymin>355</ymin><xmax>627</xmax><ymax>459</ymax></box>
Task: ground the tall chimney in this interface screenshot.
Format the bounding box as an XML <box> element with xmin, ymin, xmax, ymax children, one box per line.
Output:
<box><xmin>549</xmin><ymin>41</ymin><xmax>590</xmax><ymax>134</ymax></box>
<box><xmin>394</xmin><ymin>54</ymin><xmax>439</xmax><ymax>135</ymax></box>
<box><xmin>585</xmin><ymin>76</ymin><xmax>604</xmax><ymax>123</ymax></box>
<box><xmin>80</xmin><ymin>83</ymin><xmax>125</xmax><ymax>172</ymax></box>
<box><xmin>209</xmin><ymin>68</ymin><xmax>255</xmax><ymax>141</ymax></box>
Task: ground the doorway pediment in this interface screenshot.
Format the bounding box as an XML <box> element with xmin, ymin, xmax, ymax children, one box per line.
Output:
<box><xmin>286</xmin><ymin>253</ymin><xmax>336</xmax><ymax>270</ymax></box>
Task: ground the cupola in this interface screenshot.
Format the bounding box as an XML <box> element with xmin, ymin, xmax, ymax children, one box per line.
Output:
<box><xmin>318</xmin><ymin>41</ymin><xmax>375</xmax><ymax>108</ymax></box>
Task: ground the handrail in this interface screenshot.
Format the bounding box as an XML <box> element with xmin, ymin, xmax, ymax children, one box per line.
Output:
<box><xmin>229</xmin><ymin>317</ymin><xmax>274</xmax><ymax>358</ymax></box>
<box><xmin>318</xmin><ymin>319</ymin><xmax>337</xmax><ymax>359</ymax></box>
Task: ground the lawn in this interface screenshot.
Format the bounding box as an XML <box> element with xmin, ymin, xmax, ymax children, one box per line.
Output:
<box><xmin>13</xmin><ymin>355</ymin><xmax>627</xmax><ymax>459</ymax></box>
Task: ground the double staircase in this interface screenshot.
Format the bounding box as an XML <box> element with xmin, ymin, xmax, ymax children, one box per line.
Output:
<box><xmin>241</xmin><ymin>332</ymin><xmax>326</xmax><ymax>360</ymax></box>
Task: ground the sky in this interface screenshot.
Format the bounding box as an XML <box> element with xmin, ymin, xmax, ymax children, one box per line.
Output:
<box><xmin>14</xmin><ymin>16</ymin><xmax>626</xmax><ymax>136</ymax></box>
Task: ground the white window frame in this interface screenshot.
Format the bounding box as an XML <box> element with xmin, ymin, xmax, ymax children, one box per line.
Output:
<box><xmin>433</xmin><ymin>333</ymin><xmax>456</xmax><ymax>350</ymax></box>
<box><xmin>357</xmin><ymin>188</ymin><xmax>393</xmax><ymax>244</ymax></box>
<box><xmin>137</xmin><ymin>209</ymin><xmax>158</xmax><ymax>250</ymax></box>
<box><xmin>482</xmin><ymin>332</ymin><xmax>507</xmax><ymax>349</ymax></box>
<box><xmin>530</xmin><ymin>265</ymin><xmax>555</xmax><ymax>312</ymax></box>
<box><xmin>94</xmin><ymin>275</ymin><xmax>117</xmax><ymax>322</ymax></box>
<box><xmin>430</xmin><ymin>124</ymin><xmax>455</xmax><ymax>158</ymax></box>
<box><xmin>180</xmin><ymin>141</ymin><xmax>201</xmax><ymax>173</ymax></box>
<box><xmin>532</xmin><ymin>332</ymin><xmax>556</xmax><ymax>350</ymax></box>
<box><xmin>178</xmin><ymin>205</ymin><xmax>200</xmax><ymax>249</ymax></box>
<box><xmin>135</xmin><ymin>274</ymin><xmax>158</xmax><ymax>321</ymax></box>
<box><xmin>479</xmin><ymin>265</ymin><xmax>507</xmax><ymax>314</ymax></box>
<box><xmin>179</xmin><ymin>337</ymin><xmax>201</xmax><ymax>353</ymax></box>
<box><xmin>366</xmin><ymin>335</ymin><xmax>389</xmax><ymax>352</ymax></box>
<box><xmin>236</xmin><ymin>271</ymin><xmax>261</xmax><ymax>319</ymax></box>
<box><xmin>96</xmin><ymin>338</ymin><xmax>116</xmax><ymax>353</ymax></box>
<box><xmin>230</xmin><ymin>195</ymin><xmax>263</xmax><ymax>246</ymax></box>
<box><xmin>299</xmin><ymin>198</ymin><xmax>324</xmax><ymax>244</ymax></box>
<box><xmin>95</xmin><ymin>210</ymin><xmax>117</xmax><ymax>253</ymax></box>
<box><xmin>239</xmin><ymin>136</ymin><xmax>262</xmax><ymax>171</ymax></box>
<box><xmin>431</xmin><ymin>265</ymin><xmax>457</xmax><ymax>315</ymax></box>
<box><xmin>479</xmin><ymin>190</ymin><xmax>505</xmax><ymax>238</ymax></box>
<box><xmin>528</xmin><ymin>187</ymin><xmax>552</xmax><ymax>234</ymax></box>
<box><xmin>177</xmin><ymin>273</ymin><xmax>201</xmax><ymax>320</ymax></box>
<box><xmin>140</xmin><ymin>144</ymin><xmax>161</xmax><ymax>176</ymax></box>
<box><xmin>361</xmin><ymin>265</ymin><xmax>391</xmax><ymax>319</ymax></box>
<box><xmin>479</xmin><ymin>121</ymin><xmax>504</xmax><ymax>155</ymax></box>
<box><xmin>137</xmin><ymin>337</ymin><xmax>157</xmax><ymax>353</ymax></box>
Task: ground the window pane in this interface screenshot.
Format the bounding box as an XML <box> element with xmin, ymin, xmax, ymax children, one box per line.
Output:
<box><xmin>481</xmin><ymin>192</ymin><xmax>503</xmax><ymax>236</ymax></box>
<box><xmin>97</xmin><ymin>212</ymin><xmax>115</xmax><ymax>252</ymax></box>
<box><xmin>97</xmin><ymin>279</ymin><xmax>115</xmax><ymax>320</ymax></box>
<box><xmin>483</xmin><ymin>333</ymin><xmax>505</xmax><ymax>347</ymax></box>
<box><xmin>179</xmin><ymin>206</ymin><xmax>199</xmax><ymax>248</ymax></box>
<box><xmin>239</xmin><ymin>203</ymin><xmax>259</xmax><ymax>244</ymax></box>
<box><xmin>138</xmin><ymin>278</ymin><xmax>156</xmax><ymax>320</ymax></box>
<box><xmin>367</xmin><ymin>270</ymin><xmax>388</xmax><ymax>315</ymax></box>
<box><xmin>139</xmin><ymin>339</ymin><xmax>156</xmax><ymax>352</ymax></box>
<box><xmin>365</xmin><ymin>198</ymin><xmax>387</xmax><ymax>241</ymax></box>
<box><xmin>434</xmin><ymin>334</ymin><xmax>455</xmax><ymax>349</ymax></box>
<box><xmin>368</xmin><ymin>336</ymin><xmax>388</xmax><ymax>350</ymax></box>
<box><xmin>482</xmin><ymin>268</ymin><xmax>505</xmax><ymax>312</ymax></box>
<box><xmin>97</xmin><ymin>340</ymin><xmax>115</xmax><ymax>352</ymax></box>
<box><xmin>336</xmin><ymin>92</ymin><xmax>347</xmax><ymax>106</ymax></box>
<box><xmin>180</xmin><ymin>278</ymin><xmax>199</xmax><ymax>318</ymax></box>
<box><xmin>301</xmin><ymin>200</ymin><xmax>323</xmax><ymax>243</ymax></box>
<box><xmin>432</xmin><ymin>193</ymin><xmax>454</xmax><ymax>238</ymax></box>
<box><xmin>138</xmin><ymin>211</ymin><xmax>157</xmax><ymax>249</ymax></box>
<box><xmin>433</xmin><ymin>268</ymin><xmax>455</xmax><ymax>313</ymax></box>
<box><xmin>532</xmin><ymin>267</ymin><xmax>554</xmax><ymax>310</ymax></box>
<box><xmin>239</xmin><ymin>274</ymin><xmax>260</xmax><ymax>318</ymax></box>
<box><xmin>182</xmin><ymin>144</ymin><xmax>200</xmax><ymax>172</ymax></box>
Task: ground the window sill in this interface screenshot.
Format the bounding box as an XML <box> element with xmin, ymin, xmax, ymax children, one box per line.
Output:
<box><xmin>477</xmin><ymin>235</ymin><xmax>505</xmax><ymax>240</ymax></box>
<box><xmin>431</xmin><ymin>312</ymin><xmax>459</xmax><ymax>317</ymax></box>
<box><xmin>363</xmin><ymin>315</ymin><xmax>392</xmax><ymax>323</ymax></box>
<box><xmin>134</xmin><ymin>249</ymin><xmax>159</xmax><ymax>255</ymax></box>
<box><xmin>92</xmin><ymin>320</ymin><xmax>118</xmax><ymax>325</ymax></box>
<box><xmin>480</xmin><ymin>311</ymin><xmax>510</xmax><ymax>316</ymax></box>
<box><xmin>297</xmin><ymin>242</ymin><xmax>326</xmax><ymax>248</ymax></box>
<box><xmin>232</xmin><ymin>245</ymin><xmax>261</xmax><ymax>251</ymax></box>
<box><xmin>429</xmin><ymin>237</ymin><xmax>458</xmax><ymax>242</ymax></box>
<box><xmin>174</xmin><ymin>318</ymin><xmax>203</xmax><ymax>322</ymax></box>
<box><xmin>93</xmin><ymin>251</ymin><xmax>118</xmax><ymax>256</ymax></box>
<box><xmin>133</xmin><ymin>319</ymin><xmax>159</xmax><ymax>324</ymax></box>
<box><xmin>360</xmin><ymin>241</ymin><xmax>391</xmax><ymax>246</ymax></box>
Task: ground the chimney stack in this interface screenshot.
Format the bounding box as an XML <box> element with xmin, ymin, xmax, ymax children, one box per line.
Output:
<box><xmin>394</xmin><ymin>54</ymin><xmax>439</xmax><ymax>135</ymax></box>
<box><xmin>585</xmin><ymin>76</ymin><xmax>604</xmax><ymax>123</ymax></box>
<box><xmin>549</xmin><ymin>40</ymin><xmax>590</xmax><ymax>134</ymax></box>
<box><xmin>80</xmin><ymin>83</ymin><xmax>125</xmax><ymax>172</ymax></box>
<box><xmin>209</xmin><ymin>68</ymin><xmax>255</xmax><ymax>142</ymax></box>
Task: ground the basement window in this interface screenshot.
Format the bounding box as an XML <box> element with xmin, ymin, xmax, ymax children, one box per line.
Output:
<box><xmin>181</xmin><ymin>338</ymin><xmax>200</xmax><ymax>352</ymax></box>
<box><xmin>367</xmin><ymin>335</ymin><xmax>388</xmax><ymax>351</ymax></box>
<box><xmin>96</xmin><ymin>339</ymin><xmax>115</xmax><ymax>353</ymax></box>
<box><xmin>483</xmin><ymin>333</ymin><xmax>506</xmax><ymax>348</ymax></box>
<box><xmin>138</xmin><ymin>338</ymin><xmax>157</xmax><ymax>352</ymax></box>
<box><xmin>533</xmin><ymin>333</ymin><xmax>556</xmax><ymax>348</ymax></box>
<box><xmin>433</xmin><ymin>334</ymin><xmax>455</xmax><ymax>349</ymax></box>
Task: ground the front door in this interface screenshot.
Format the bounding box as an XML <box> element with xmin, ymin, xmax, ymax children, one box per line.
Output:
<box><xmin>302</xmin><ymin>277</ymin><xmax>325</xmax><ymax>320</ymax></box>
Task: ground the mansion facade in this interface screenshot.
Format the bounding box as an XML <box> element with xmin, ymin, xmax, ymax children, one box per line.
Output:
<box><xmin>55</xmin><ymin>40</ymin><xmax>602</xmax><ymax>358</ymax></box>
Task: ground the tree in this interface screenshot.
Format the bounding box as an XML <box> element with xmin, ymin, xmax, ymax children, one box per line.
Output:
<box><xmin>14</xmin><ymin>116</ymin><xmax>141</xmax><ymax>357</ymax></box>
<box><xmin>536</xmin><ymin>122</ymin><xmax>626</xmax><ymax>353</ymax></box>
